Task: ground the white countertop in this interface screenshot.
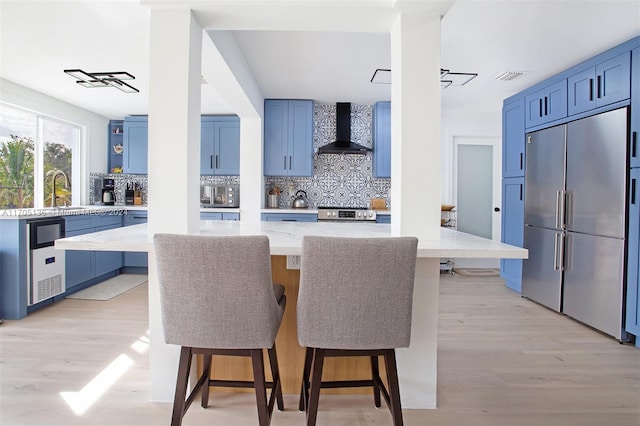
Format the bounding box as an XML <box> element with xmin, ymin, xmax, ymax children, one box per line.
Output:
<box><xmin>55</xmin><ymin>220</ymin><xmax>527</xmax><ymax>259</ymax></box>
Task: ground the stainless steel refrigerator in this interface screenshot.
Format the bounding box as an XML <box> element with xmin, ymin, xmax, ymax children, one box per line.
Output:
<box><xmin>522</xmin><ymin>107</ymin><xmax>627</xmax><ymax>340</ymax></box>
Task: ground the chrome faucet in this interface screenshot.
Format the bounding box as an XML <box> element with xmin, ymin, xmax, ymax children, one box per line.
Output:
<box><xmin>50</xmin><ymin>169</ymin><xmax>69</xmax><ymax>207</ymax></box>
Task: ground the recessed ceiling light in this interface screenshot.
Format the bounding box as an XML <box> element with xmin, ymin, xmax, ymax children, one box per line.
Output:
<box><xmin>495</xmin><ymin>71</ymin><xmax>527</xmax><ymax>81</ymax></box>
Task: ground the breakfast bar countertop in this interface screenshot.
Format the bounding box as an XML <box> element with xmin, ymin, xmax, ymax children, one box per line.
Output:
<box><xmin>54</xmin><ymin>220</ymin><xmax>528</xmax><ymax>259</ymax></box>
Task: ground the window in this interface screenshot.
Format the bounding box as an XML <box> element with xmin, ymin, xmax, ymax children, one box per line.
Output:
<box><xmin>0</xmin><ymin>103</ymin><xmax>80</xmax><ymax>209</ymax></box>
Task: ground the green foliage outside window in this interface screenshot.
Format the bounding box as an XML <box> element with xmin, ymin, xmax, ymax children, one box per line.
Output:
<box><xmin>0</xmin><ymin>135</ymin><xmax>72</xmax><ymax>209</ymax></box>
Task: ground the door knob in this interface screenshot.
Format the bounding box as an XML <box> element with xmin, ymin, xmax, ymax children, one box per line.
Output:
<box><xmin>494</xmin><ymin>207</ymin><xmax>500</xmax><ymax>212</ymax></box>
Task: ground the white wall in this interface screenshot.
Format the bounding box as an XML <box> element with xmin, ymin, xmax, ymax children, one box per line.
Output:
<box><xmin>0</xmin><ymin>79</ymin><xmax>109</xmax><ymax>204</ymax></box>
<box><xmin>441</xmin><ymin>108</ymin><xmax>502</xmax><ymax>204</ymax></box>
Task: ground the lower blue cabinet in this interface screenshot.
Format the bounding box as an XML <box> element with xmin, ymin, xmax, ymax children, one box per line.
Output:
<box><xmin>123</xmin><ymin>211</ymin><xmax>148</xmax><ymax>268</ymax></box>
<box><xmin>376</xmin><ymin>215</ymin><xmax>391</xmax><ymax>224</ymax></box>
<box><xmin>626</xmin><ymin>168</ymin><xmax>640</xmax><ymax>340</ymax></box>
<box><xmin>64</xmin><ymin>214</ymin><xmax>124</xmax><ymax>291</ymax></box>
<box><xmin>261</xmin><ymin>213</ymin><xmax>317</xmax><ymax>222</ymax></box>
<box><xmin>500</xmin><ymin>177</ymin><xmax>525</xmax><ymax>292</ymax></box>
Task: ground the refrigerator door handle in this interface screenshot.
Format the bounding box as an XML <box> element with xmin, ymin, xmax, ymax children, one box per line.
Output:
<box><xmin>553</xmin><ymin>232</ymin><xmax>561</xmax><ymax>271</ymax></box>
<box><xmin>556</xmin><ymin>190</ymin><xmax>566</xmax><ymax>229</ymax></box>
<box><xmin>562</xmin><ymin>233</ymin><xmax>570</xmax><ymax>272</ymax></box>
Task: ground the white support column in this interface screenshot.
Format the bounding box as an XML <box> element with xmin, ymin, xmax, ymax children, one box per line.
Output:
<box><xmin>390</xmin><ymin>12</ymin><xmax>442</xmax><ymax>409</ymax></box>
<box><xmin>147</xmin><ymin>8</ymin><xmax>202</xmax><ymax>402</ymax></box>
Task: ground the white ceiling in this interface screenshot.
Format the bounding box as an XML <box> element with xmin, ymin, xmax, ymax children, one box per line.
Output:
<box><xmin>1</xmin><ymin>1</ymin><xmax>639</xmax><ymax>120</ymax></box>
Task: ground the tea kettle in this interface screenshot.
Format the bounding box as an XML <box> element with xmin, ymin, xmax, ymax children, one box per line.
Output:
<box><xmin>292</xmin><ymin>190</ymin><xmax>309</xmax><ymax>209</ymax></box>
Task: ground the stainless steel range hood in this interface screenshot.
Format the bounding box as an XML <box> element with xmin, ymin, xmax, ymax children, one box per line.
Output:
<box><xmin>318</xmin><ymin>102</ymin><xmax>372</xmax><ymax>154</ymax></box>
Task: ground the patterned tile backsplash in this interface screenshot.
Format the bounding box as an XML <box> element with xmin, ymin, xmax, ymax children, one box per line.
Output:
<box><xmin>89</xmin><ymin>103</ymin><xmax>390</xmax><ymax>208</ymax></box>
<box><xmin>266</xmin><ymin>103</ymin><xmax>390</xmax><ymax>209</ymax></box>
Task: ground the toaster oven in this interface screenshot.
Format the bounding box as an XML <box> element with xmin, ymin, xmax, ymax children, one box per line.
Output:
<box><xmin>200</xmin><ymin>184</ymin><xmax>239</xmax><ymax>208</ymax></box>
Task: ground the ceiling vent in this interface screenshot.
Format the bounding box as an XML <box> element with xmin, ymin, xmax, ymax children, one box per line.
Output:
<box><xmin>495</xmin><ymin>71</ymin><xmax>526</xmax><ymax>81</ymax></box>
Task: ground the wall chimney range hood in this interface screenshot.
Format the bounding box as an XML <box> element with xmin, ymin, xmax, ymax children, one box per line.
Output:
<box><xmin>318</xmin><ymin>102</ymin><xmax>372</xmax><ymax>154</ymax></box>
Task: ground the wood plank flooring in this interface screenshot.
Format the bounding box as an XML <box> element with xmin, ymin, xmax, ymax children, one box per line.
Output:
<box><xmin>1</xmin><ymin>274</ymin><xmax>639</xmax><ymax>425</ymax></box>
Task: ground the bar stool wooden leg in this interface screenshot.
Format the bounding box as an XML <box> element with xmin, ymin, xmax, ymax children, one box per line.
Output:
<box><xmin>267</xmin><ymin>344</ymin><xmax>284</xmax><ymax>411</ymax></box>
<box><xmin>299</xmin><ymin>347</ymin><xmax>313</xmax><ymax>412</ymax></box>
<box><xmin>370</xmin><ymin>355</ymin><xmax>381</xmax><ymax>408</ymax></box>
<box><xmin>172</xmin><ymin>347</ymin><xmax>192</xmax><ymax>426</ymax></box>
<box><xmin>306</xmin><ymin>348</ymin><xmax>324</xmax><ymax>426</ymax></box>
<box><xmin>384</xmin><ymin>349</ymin><xmax>403</xmax><ymax>426</ymax></box>
<box><xmin>201</xmin><ymin>354</ymin><xmax>212</xmax><ymax>408</ymax></box>
<box><xmin>251</xmin><ymin>349</ymin><xmax>270</xmax><ymax>426</ymax></box>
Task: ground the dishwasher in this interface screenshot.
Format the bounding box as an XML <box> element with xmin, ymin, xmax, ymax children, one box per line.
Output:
<box><xmin>27</xmin><ymin>217</ymin><xmax>66</xmax><ymax>305</ymax></box>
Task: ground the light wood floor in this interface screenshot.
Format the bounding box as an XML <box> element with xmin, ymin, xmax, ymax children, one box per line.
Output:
<box><xmin>1</xmin><ymin>274</ymin><xmax>639</xmax><ymax>426</ymax></box>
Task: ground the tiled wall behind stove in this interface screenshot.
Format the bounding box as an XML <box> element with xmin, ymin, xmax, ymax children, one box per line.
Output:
<box><xmin>265</xmin><ymin>104</ymin><xmax>391</xmax><ymax>209</ymax></box>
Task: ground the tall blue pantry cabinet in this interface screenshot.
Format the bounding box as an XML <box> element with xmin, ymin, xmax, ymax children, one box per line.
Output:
<box><xmin>501</xmin><ymin>37</ymin><xmax>640</xmax><ymax>345</ymax></box>
<box><xmin>500</xmin><ymin>98</ymin><xmax>525</xmax><ymax>292</ymax></box>
<box><xmin>626</xmin><ymin>47</ymin><xmax>640</xmax><ymax>342</ymax></box>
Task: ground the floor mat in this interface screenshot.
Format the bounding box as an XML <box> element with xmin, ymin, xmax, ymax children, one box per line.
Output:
<box><xmin>65</xmin><ymin>274</ymin><xmax>147</xmax><ymax>301</ymax></box>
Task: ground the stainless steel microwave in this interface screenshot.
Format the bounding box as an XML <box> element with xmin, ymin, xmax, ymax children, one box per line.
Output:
<box><xmin>200</xmin><ymin>184</ymin><xmax>239</xmax><ymax>208</ymax></box>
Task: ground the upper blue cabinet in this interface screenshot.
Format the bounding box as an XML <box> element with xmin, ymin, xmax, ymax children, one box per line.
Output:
<box><xmin>123</xmin><ymin>116</ymin><xmax>148</xmax><ymax>174</ymax></box>
<box><xmin>264</xmin><ymin>99</ymin><xmax>313</xmax><ymax>176</ymax></box>
<box><xmin>108</xmin><ymin>120</ymin><xmax>124</xmax><ymax>173</ymax></box>
<box><xmin>373</xmin><ymin>101</ymin><xmax>391</xmax><ymax>178</ymax></box>
<box><xmin>631</xmin><ymin>47</ymin><xmax>640</xmax><ymax>169</ymax></box>
<box><xmin>502</xmin><ymin>98</ymin><xmax>525</xmax><ymax>178</ymax></box>
<box><xmin>567</xmin><ymin>52</ymin><xmax>631</xmax><ymax>116</ymax></box>
<box><xmin>200</xmin><ymin>116</ymin><xmax>240</xmax><ymax>176</ymax></box>
<box><xmin>525</xmin><ymin>80</ymin><xmax>567</xmax><ymax>128</ymax></box>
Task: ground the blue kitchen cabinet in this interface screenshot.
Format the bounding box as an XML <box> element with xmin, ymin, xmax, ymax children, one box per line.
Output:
<box><xmin>65</xmin><ymin>228</ymin><xmax>95</xmax><ymax>289</ymax></box>
<box><xmin>627</xmin><ymin>168</ymin><xmax>640</xmax><ymax>341</ymax></box>
<box><xmin>525</xmin><ymin>80</ymin><xmax>567</xmax><ymax>128</ymax></box>
<box><xmin>502</xmin><ymin>98</ymin><xmax>525</xmax><ymax>178</ymax></box>
<box><xmin>123</xmin><ymin>116</ymin><xmax>148</xmax><ymax>174</ymax></box>
<box><xmin>500</xmin><ymin>177</ymin><xmax>525</xmax><ymax>292</ymax></box>
<box><xmin>631</xmin><ymin>47</ymin><xmax>640</xmax><ymax>168</ymax></box>
<box><xmin>264</xmin><ymin>100</ymin><xmax>313</xmax><ymax>176</ymax></box>
<box><xmin>64</xmin><ymin>214</ymin><xmax>123</xmax><ymax>291</ymax></box>
<box><xmin>567</xmin><ymin>52</ymin><xmax>631</xmax><ymax>116</ymax></box>
<box><xmin>376</xmin><ymin>215</ymin><xmax>391</xmax><ymax>224</ymax></box>
<box><xmin>200</xmin><ymin>212</ymin><xmax>223</xmax><ymax>220</ymax></box>
<box><xmin>122</xmin><ymin>211</ymin><xmax>148</xmax><ymax>268</ymax></box>
<box><xmin>373</xmin><ymin>101</ymin><xmax>391</xmax><ymax>178</ymax></box>
<box><xmin>200</xmin><ymin>116</ymin><xmax>240</xmax><ymax>176</ymax></box>
<box><xmin>200</xmin><ymin>212</ymin><xmax>240</xmax><ymax>220</ymax></box>
<box><xmin>108</xmin><ymin>120</ymin><xmax>124</xmax><ymax>173</ymax></box>
<box><xmin>261</xmin><ymin>213</ymin><xmax>317</xmax><ymax>222</ymax></box>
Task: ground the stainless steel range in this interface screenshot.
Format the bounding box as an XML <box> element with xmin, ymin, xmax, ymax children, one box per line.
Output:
<box><xmin>317</xmin><ymin>207</ymin><xmax>377</xmax><ymax>222</ymax></box>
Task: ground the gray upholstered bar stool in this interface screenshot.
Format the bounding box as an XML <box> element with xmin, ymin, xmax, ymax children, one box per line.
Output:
<box><xmin>297</xmin><ymin>236</ymin><xmax>418</xmax><ymax>426</ymax></box>
<box><xmin>154</xmin><ymin>234</ymin><xmax>286</xmax><ymax>426</ymax></box>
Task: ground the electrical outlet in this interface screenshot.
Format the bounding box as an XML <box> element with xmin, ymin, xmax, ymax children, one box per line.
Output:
<box><xmin>286</xmin><ymin>255</ymin><xmax>300</xmax><ymax>270</ymax></box>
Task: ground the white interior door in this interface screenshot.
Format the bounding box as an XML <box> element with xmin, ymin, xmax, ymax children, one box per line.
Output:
<box><xmin>453</xmin><ymin>136</ymin><xmax>502</xmax><ymax>268</ymax></box>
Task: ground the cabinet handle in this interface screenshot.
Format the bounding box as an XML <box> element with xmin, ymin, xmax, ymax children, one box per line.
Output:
<box><xmin>284</xmin><ymin>156</ymin><xmax>287</xmax><ymax>169</ymax></box>
<box><xmin>544</xmin><ymin>96</ymin><xmax>548</xmax><ymax>116</ymax></box>
<box><xmin>215</xmin><ymin>155</ymin><xmax>219</xmax><ymax>169</ymax></box>
<box><xmin>519</xmin><ymin>184</ymin><xmax>523</xmax><ymax>201</ymax></box>
<box><xmin>589</xmin><ymin>78</ymin><xmax>594</xmax><ymax>101</ymax></box>
<box><xmin>539</xmin><ymin>98</ymin><xmax>543</xmax><ymax>118</ymax></box>
<box><xmin>289</xmin><ymin>156</ymin><xmax>292</xmax><ymax>170</ymax></box>
<box><xmin>596</xmin><ymin>75</ymin><xmax>602</xmax><ymax>98</ymax></box>
<box><xmin>210</xmin><ymin>155</ymin><xmax>213</xmax><ymax>169</ymax></box>
<box><xmin>632</xmin><ymin>178</ymin><xmax>637</xmax><ymax>205</ymax></box>
<box><xmin>633</xmin><ymin>131</ymin><xmax>637</xmax><ymax>159</ymax></box>
<box><xmin>519</xmin><ymin>153</ymin><xmax>523</xmax><ymax>170</ymax></box>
